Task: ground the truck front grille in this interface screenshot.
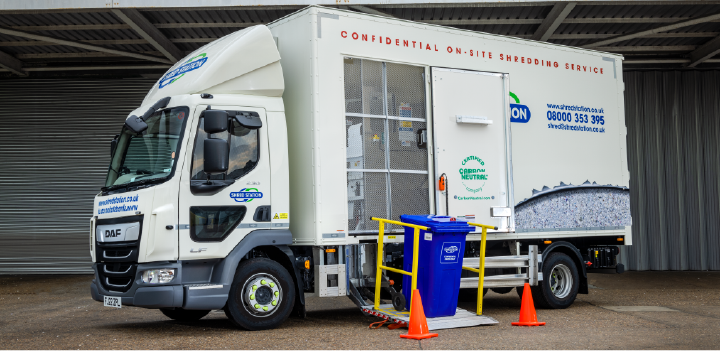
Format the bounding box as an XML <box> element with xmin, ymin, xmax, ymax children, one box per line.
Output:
<box><xmin>96</xmin><ymin>241</ymin><xmax>138</xmax><ymax>293</ymax></box>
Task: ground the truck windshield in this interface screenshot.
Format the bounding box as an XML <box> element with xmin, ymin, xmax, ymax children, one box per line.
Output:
<box><xmin>104</xmin><ymin>106</ymin><xmax>189</xmax><ymax>191</ymax></box>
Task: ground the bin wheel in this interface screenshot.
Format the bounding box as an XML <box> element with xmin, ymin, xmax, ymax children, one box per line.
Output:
<box><xmin>392</xmin><ymin>293</ymin><xmax>406</xmax><ymax>311</ymax></box>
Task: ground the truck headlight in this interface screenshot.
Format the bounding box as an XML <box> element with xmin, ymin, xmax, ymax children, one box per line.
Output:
<box><xmin>141</xmin><ymin>269</ymin><xmax>175</xmax><ymax>284</ymax></box>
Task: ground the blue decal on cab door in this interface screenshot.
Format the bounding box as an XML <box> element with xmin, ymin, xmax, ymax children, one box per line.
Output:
<box><xmin>230</xmin><ymin>188</ymin><xmax>263</xmax><ymax>202</ymax></box>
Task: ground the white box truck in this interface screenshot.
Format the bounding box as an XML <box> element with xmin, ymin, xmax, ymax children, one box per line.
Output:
<box><xmin>91</xmin><ymin>6</ymin><xmax>631</xmax><ymax>330</ymax></box>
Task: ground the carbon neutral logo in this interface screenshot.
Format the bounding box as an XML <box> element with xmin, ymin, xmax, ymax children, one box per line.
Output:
<box><xmin>509</xmin><ymin>92</ymin><xmax>531</xmax><ymax>123</ymax></box>
<box><xmin>159</xmin><ymin>53</ymin><xmax>208</xmax><ymax>89</ymax></box>
<box><xmin>459</xmin><ymin>155</ymin><xmax>487</xmax><ymax>193</ymax></box>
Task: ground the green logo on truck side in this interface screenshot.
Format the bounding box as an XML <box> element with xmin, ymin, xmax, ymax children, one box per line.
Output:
<box><xmin>459</xmin><ymin>155</ymin><xmax>487</xmax><ymax>193</ymax></box>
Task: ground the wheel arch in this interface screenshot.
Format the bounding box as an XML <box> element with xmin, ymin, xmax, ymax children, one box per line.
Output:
<box><xmin>212</xmin><ymin>230</ymin><xmax>306</xmax><ymax>316</ymax></box>
<box><xmin>541</xmin><ymin>241</ymin><xmax>588</xmax><ymax>294</ymax></box>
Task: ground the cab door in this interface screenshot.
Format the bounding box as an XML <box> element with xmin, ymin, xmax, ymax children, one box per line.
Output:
<box><xmin>178</xmin><ymin>105</ymin><xmax>271</xmax><ymax>260</ymax></box>
<box><xmin>431</xmin><ymin>68</ymin><xmax>514</xmax><ymax>231</ymax></box>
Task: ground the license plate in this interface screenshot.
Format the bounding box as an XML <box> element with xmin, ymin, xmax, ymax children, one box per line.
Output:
<box><xmin>104</xmin><ymin>296</ymin><xmax>122</xmax><ymax>308</ymax></box>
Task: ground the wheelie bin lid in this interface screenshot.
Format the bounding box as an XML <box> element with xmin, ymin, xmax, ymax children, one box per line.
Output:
<box><xmin>400</xmin><ymin>214</ymin><xmax>475</xmax><ymax>234</ymax></box>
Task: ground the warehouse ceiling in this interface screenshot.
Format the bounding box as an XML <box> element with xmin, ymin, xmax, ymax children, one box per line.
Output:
<box><xmin>1</xmin><ymin>1</ymin><xmax>719</xmax><ymax>78</ymax></box>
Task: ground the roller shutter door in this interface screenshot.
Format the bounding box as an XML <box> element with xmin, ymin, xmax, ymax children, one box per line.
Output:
<box><xmin>0</xmin><ymin>79</ymin><xmax>155</xmax><ymax>273</ymax></box>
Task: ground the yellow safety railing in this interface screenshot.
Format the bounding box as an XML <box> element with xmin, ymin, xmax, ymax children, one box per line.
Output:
<box><xmin>371</xmin><ymin>217</ymin><xmax>428</xmax><ymax>317</ymax></box>
<box><xmin>461</xmin><ymin>222</ymin><xmax>497</xmax><ymax>315</ymax></box>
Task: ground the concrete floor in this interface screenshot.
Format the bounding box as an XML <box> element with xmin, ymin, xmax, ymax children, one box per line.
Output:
<box><xmin>1</xmin><ymin>272</ymin><xmax>719</xmax><ymax>349</ymax></box>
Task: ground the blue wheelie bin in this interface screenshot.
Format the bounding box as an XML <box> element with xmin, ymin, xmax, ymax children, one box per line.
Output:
<box><xmin>400</xmin><ymin>215</ymin><xmax>474</xmax><ymax>318</ymax></box>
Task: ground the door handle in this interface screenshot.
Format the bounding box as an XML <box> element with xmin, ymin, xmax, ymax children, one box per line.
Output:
<box><xmin>253</xmin><ymin>206</ymin><xmax>272</xmax><ymax>222</ymax></box>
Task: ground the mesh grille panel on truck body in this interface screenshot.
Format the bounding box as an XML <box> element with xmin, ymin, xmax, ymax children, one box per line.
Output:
<box><xmin>344</xmin><ymin>58</ymin><xmax>431</xmax><ymax>234</ymax></box>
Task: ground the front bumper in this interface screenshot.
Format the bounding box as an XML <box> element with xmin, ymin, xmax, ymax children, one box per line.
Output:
<box><xmin>91</xmin><ymin>262</ymin><xmax>230</xmax><ymax>310</ymax></box>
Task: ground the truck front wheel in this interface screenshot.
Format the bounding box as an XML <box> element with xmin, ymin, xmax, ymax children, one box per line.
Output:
<box><xmin>520</xmin><ymin>252</ymin><xmax>579</xmax><ymax>309</ymax></box>
<box><xmin>224</xmin><ymin>258</ymin><xmax>295</xmax><ymax>330</ymax></box>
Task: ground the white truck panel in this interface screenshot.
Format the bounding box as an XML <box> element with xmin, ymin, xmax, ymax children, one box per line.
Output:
<box><xmin>268</xmin><ymin>7</ymin><xmax>627</xmax><ymax>245</ymax></box>
<box><xmin>269</xmin><ymin>10</ymin><xmax>318</xmax><ymax>245</ymax></box>
<box><xmin>142</xmin><ymin>25</ymin><xmax>284</xmax><ymax>105</ymax></box>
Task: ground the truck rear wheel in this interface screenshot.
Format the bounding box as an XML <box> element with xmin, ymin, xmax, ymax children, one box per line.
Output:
<box><xmin>224</xmin><ymin>258</ymin><xmax>295</xmax><ymax>330</ymax></box>
<box><xmin>491</xmin><ymin>287</ymin><xmax>513</xmax><ymax>294</ymax></box>
<box><xmin>160</xmin><ymin>308</ymin><xmax>210</xmax><ymax>321</ymax></box>
<box><xmin>527</xmin><ymin>252</ymin><xmax>579</xmax><ymax>309</ymax></box>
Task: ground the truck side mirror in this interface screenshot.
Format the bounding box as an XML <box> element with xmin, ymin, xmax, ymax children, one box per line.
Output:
<box><xmin>203</xmin><ymin>138</ymin><xmax>229</xmax><ymax>176</ymax></box>
<box><xmin>234</xmin><ymin>111</ymin><xmax>262</xmax><ymax>129</ymax></box>
<box><xmin>124</xmin><ymin>115</ymin><xmax>148</xmax><ymax>134</ymax></box>
<box><xmin>203</xmin><ymin>110</ymin><xmax>229</xmax><ymax>133</ymax></box>
<box><xmin>110</xmin><ymin>134</ymin><xmax>119</xmax><ymax>157</ymax></box>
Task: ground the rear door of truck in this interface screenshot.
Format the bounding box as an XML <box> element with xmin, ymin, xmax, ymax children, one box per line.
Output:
<box><xmin>431</xmin><ymin>68</ymin><xmax>514</xmax><ymax>231</ymax></box>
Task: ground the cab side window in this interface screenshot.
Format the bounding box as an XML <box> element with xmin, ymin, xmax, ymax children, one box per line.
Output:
<box><xmin>191</xmin><ymin>118</ymin><xmax>259</xmax><ymax>181</ymax></box>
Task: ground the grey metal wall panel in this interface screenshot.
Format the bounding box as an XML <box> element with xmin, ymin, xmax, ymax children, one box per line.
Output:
<box><xmin>0</xmin><ymin>79</ymin><xmax>154</xmax><ymax>273</ymax></box>
<box><xmin>622</xmin><ymin>71</ymin><xmax>720</xmax><ymax>271</ymax></box>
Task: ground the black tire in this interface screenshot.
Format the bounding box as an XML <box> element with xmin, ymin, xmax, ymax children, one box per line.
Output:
<box><xmin>491</xmin><ymin>287</ymin><xmax>513</xmax><ymax>294</ymax></box>
<box><xmin>392</xmin><ymin>293</ymin><xmax>406</xmax><ymax>311</ymax></box>
<box><xmin>534</xmin><ymin>252</ymin><xmax>580</xmax><ymax>309</ymax></box>
<box><xmin>224</xmin><ymin>258</ymin><xmax>295</xmax><ymax>330</ymax></box>
<box><xmin>160</xmin><ymin>308</ymin><xmax>210</xmax><ymax>322</ymax></box>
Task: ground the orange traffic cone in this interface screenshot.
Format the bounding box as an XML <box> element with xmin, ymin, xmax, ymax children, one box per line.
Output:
<box><xmin>400</xmin><ymin>290</ymin><xmax>439</xmax><ymax>340</ymax></box>
<box><xmin>512</xmin><ymin>283</ymin><xmax>546</xmax><ymax>326</ymax></box>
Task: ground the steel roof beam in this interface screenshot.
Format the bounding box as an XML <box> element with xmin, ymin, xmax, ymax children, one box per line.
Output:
<box><xmin>5</xmin><ymin>32</ymin><xmax>719</xmax><ymax>47</ymax></box>
<box><xmin>7</xmin><ymin>23</ymin><xmax>259</xmax><ymax>31</ymax></box>
<box><xmin>10</xmin><ymin>17</ymin><xmax>719</xmax><ymax>33</ymax></box>
<box><xmin>0</xmin><ymin>38</ymin><xmax>220</xmax><ymax>47</ymax></box>
<box><xmin>348</xmin><ymin>5</ymin><xmax>395</xmax><ymax>17</ymax></box>
<box><xmin>375</xmin><ymin>1</ymin><xmax>720</xmax><ymax>8</ymax></box>
<box><xmin>532</xmin><ymin>2</ymin><xmax>576</xmax><ymax>41</ymax></box>
<box><xmin>625</xmin><ymin>58</ymin><xmax>720</xmax><ymax>64</ymax></box>
<box><xmin>4</xmin><ymin>1</ymin><xmax>720</xmax><ymax>12</ymax></box>
<box><xmin>16</xmin><ymin>51</ymin><xmax>166</xmax><ymax>59</ymax></box>
<box><xmin>0</xmin><ymin>26</ymin><xmax>172</xmax><ymax>64</ymax></box>
<box><xmin>0</xmin><ymin>65</ymin><xmax>170</xmax><ymax>72</ymax></box>
<box><xmin>595</xmin><ymin>45</ymin><xmax>697</xmax><ymax>52</ymax></box>
<box><xmin>0</xmin><ymin>49</ymin><xmax>26</xmax><ymax>76</ymax></box>
<box><xmin>551</xmin><ymin>32</ymin><xmax>719</xmax><ymax>39</ymax></box>
<box><xmin>420</xmin><ymin>19</ymin><xmax>544</xmax><ymax>25</ymax></box>
<box><xmin>112</xmin><ymin>8</ymin><xmax>183</xmax><ymax>63</ymax></box>
<box><xmin>583</xmin><ymin>12</ymin><xmax>720</xmax><ymax>48</ymax></box>
<box><xmin>686</xmin><ymin>34</ymin><xmax>720</xmax><ymax>67</ymax></box>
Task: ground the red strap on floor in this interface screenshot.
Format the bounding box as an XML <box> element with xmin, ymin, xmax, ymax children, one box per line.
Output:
<box><xmin>369</xmin><ymin>320</ymin><xmax>387</xmax><ymax>329</ymax></box>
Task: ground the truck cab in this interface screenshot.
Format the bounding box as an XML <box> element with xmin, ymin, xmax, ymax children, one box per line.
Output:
<box><xmin>91</xmin><ymin>26</ymin><xmax>302</xmax><ymax>330</ymax></box>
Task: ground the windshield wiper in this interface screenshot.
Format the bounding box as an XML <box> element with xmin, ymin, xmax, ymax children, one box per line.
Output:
<box><xmin>101</xmin><ymin>175</ymin><xmax>168</xmax><ymax>194</ymax></box>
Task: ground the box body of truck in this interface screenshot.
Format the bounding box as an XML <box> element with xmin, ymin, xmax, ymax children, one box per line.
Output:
<box><xmin>268</xmin><ymin>7</ymin><xmax>630</xmax><ymax>245</ymax></box>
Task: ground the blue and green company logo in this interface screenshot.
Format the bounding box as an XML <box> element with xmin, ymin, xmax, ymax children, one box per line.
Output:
<box><xmin>230</xmin><ymin>188</ymin><xmax>263</xmax><ymax>202</ymax></box>
<box><xmin>159</xmin><ymin>53</ymin><xmax>208</xmax><ymax>89</ymax></box>
<box><xmin>509</xmin><ymin>92</ymin><xmax>531</xmax><ymax>123</ymax></box>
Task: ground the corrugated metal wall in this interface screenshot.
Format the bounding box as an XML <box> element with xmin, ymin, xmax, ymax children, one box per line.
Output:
<box><xmin>0</xmin><ymin>79</ymin><xmax>155</xmax><ymax>273</ymax></box>
<box><xmin>622</xmin><ymin>71</ymin><xmax>720</xmax><ymax>271</ymax></box>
